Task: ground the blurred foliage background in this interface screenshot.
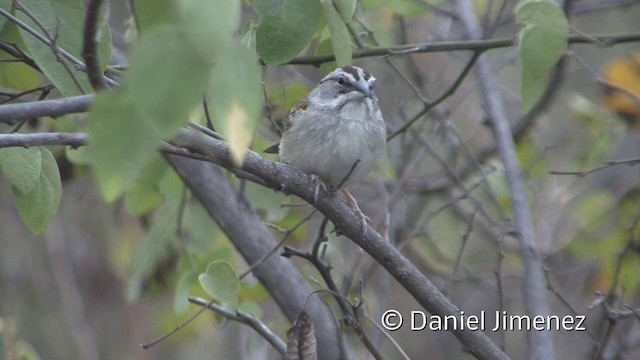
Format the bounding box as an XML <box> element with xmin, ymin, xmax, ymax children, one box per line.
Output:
<box><xmin>1</xmin><ymin>0</ymin><xmax>640</xmax><ymax>359</ymax></box>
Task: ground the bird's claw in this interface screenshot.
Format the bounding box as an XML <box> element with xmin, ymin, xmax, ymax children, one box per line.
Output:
<box><xmin>342</xmin><ymin>189</ymin><xmax>370</xmax><ymax>234</ymax></box>
<box><xmin>309</xmin><ymin>174</ymin><xmax>327</xmax><ymax>206</ymax></box>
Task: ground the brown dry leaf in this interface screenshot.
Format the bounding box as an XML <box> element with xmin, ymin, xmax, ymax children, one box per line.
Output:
<box><xmin>286</xmin><ymin>311</ymin><xmax>317</xmax><ymax>360</ymax></box>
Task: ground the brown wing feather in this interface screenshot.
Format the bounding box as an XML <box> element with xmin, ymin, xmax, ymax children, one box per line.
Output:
<box><xmin>264</xmin><ymin>97</ymin><xmax>309</xmax><ymax>154</ymax></box>
<box><xmin>263</xmin><ymin>143</ymin><xmax>280</xmax><ymax>154</ymax></box>
<box><xmin>281</xmin><ymin>97</ymin><xmax>309</xmax><ymax>132</ymax></box>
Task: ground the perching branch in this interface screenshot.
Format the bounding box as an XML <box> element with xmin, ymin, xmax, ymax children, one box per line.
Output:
<box><xmin>167</xmin><ymin>128</ymin><xmax>510</xmax><ymax>360</ymax></box>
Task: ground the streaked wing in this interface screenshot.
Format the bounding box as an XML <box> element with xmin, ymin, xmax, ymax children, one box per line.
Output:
<box><xmin>281</xmin><ymin>97</ymin><xmax>309</xmax><ymax>132</ymax></box>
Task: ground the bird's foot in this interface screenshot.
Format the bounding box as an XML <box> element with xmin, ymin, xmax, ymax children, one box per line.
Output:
<box><xmin>342</xmin><ymin>189</ymin><xmax>370</xmax><ymax>234</ymax></box>
<box><xmin>309</xmin><ymin>174</ymin><xmax>328</xmax><ymax>206</ymax></box>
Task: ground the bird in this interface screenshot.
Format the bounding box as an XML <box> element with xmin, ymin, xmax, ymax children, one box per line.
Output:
<box><xmin>265</xmin><ymin>65</ymin><xmax>386</xmax><ymax>225</ymax></box>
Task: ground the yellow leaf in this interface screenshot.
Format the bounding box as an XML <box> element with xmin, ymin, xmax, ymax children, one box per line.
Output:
<box><xmin>227</xmin><ymin>102</ymin><xmax>252</xmax><ymax>166</ymax></box>
<box><xmin>602</xmin><ymin>53</ymin><xmax>640</xmax><ymax>128</ymax></box>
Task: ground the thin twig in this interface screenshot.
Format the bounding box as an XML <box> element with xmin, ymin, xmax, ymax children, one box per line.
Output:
<box><xmin>0</xmin><ymin>84</ymin><xmax>54</xmax><ymax>105</ymax></box>
<box><xmin>238</xmin><ymin>209</ymin><xmax>317</xmax><ymax>279</ymax></box>
<box><xmin>550</xmin><ymin>158</ymin><xmax>640</xmax><ymax>177</ymax></box>
<box><xmin>287</xmin><ymin>33</ymin><xmax>640</xmax><ymax>65</ymax></box>
<box><xmin>0</xmin><ymin>39</ymin><xmax>40</xmax><ymax>71</ymax></box>
<box><xmin>0</xmin><ymin>6</ymin><xmax>117</xmax><ymax>87</ymax></box>
<box><xmin>14</xmin><ymin>0</ymin><xmax>87</xmax><ymax>94</ymax></box>
<box><xmin>598</xmin><ymin>77</ymin><xmax>640</xmax><ymax>109</ymax></box>
<box><xmin>448</xmin><ymin>207</ymin><xmax>478</xmax><ymax>295</ymax></box>
<box><xmin>140</xmin><ymin>298</ymin><xmax>214</xmax><ymax>349</ymax></box>
<box><xmin>281</xmin><ymin>245</ymin><xmax>355</xmax><ymax>325</ymax></box>
<box><xmin>386</xmin><ymin>51</ymin><xmax>481</xmax><ymax>141</ymax></box>
<box><xmin>188</xmin><ymin>296</ymin><xmax>287</xmax><ymax>357</ymax></box>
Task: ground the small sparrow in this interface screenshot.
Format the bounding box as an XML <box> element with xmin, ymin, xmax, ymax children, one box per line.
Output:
<box><xmin>266</xmin><ymin>66</ymin><xmax>386</xmax><ymax>222</ymax></box>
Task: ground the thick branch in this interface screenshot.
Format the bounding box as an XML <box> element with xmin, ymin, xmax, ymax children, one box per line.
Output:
<box><xmin>455</xmin><ymin>1</ymin><xmax>554</xmax><ymax>359</ymax></box>
<box><xmin>165</xmin><ymin>153</ymin><xmax>353</xmax><ymax>360</ymax></box>
<box><xmin>0</xmin><ymin>132</ymin><xmax>87</xmax><ymax>147</ymax></box>
<box><xmin>0</xmin><ymin>94</ymin><xmax>94</xmax><ymax>123</ymax></box>
<box><xmin>82</xmin><ymin>0</ymin><xmax>106</xmax><ymax>90</ymax></box>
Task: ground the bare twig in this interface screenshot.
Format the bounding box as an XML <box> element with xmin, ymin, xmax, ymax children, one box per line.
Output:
<box><xmin>188</xmin><ymin>296</ymin><xmax>287</xmax><ymax>357</ymax></box>
<box><xmin>550</xmin><ymin>158</ymin><xmax>640</xmax><ymax>177</ymax></box>
<box><xmin>141</xmin><ymin>298</ymin><xmax>214</xmax><ymax>349</ymax></box>
<box><xmin>287</xmin><ymin>33</ymin><xmax>640</xmax><ymax>65</ymax></box>
<box><xmin>360</xmin><ymin>307</ymin><xmax>410</xmax><ymax>360</ymax></box>
<box><xmin>14</xmin><ymin>0</ymin><xmax>86</xmax><ymax>94</ymax></box>
<box><xmin>449</xmin><ymin>207</ymin><xmax>478</xmax><ymax>295</ymax></box>
<box><xmin>238</xmin><ymin>209</ymin><xmax>317</xmax><ymax>280</ymax></box>
<box><xmin>281</xmin><ymin>245</ymin><xmax>355</xmax><ymax>325</ymax></box>
<box><xmin>386</xmin><ymin>51</ymin><xmax>481</xmax><ymax>141</ymax></box>
<box><xmin>598</xmin><ymin>77</ymin><xmax>640</xmax><ymax>109</ymax></box>
<box><xmin>0</xmin><ymin>39</ymin><xmax>40</xmax><ymax>72</ymax></box>
<box><xmin>0</xmin><ymin>84</ymin><xmax>54</xmax><ymax>105</ymax></box>
<box><xmin>0</xmin><ymin>6</ymin><xmax>117</xmax><ymax>87</ymax></box>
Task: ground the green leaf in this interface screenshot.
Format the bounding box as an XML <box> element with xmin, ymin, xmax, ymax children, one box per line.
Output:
<box><xmin>209</xmin><ymin>41</ymin><xmax>263</xmax><ymax>165</ymax></box>
<box><xmin>174</xmin><ymin>268</ymin><xmax>198</xmax><ymax>313</ymax></box>
<box><xmin>17</xmin><ymin>0</ymin><xmax>111</xmax><ymax>96</ymax></box>
<box><xmin>0</xmin><ymin>147</ymin><xmax>42</xmax><ymax>193</ymax></box>
<box><xmin>125</xmin><ymin>155</ymin><xmax>167</xmax><ymax>215</ymax></box>
<box><xmin>516</xmin><ymin>0</ymin><xmax>568</xmax><ymax>111</ymax></box>
<box><xmin>387</xmin><ymin>0</ymin><xmax>428</xmax><ymax>16</ymax></box>
<box><xmin>198</xmin><ymin>260</ymin><xmax>240</xmax><ymax>303</ymax></box>
<box><xmin>126</xmin><ymin>201</ymin><xmax>178</xmax><ymax>302</ymax></box>
<box><xmin>127</xmin><ymin>25</ymin><xmax>209</xmax><ymax>139</ymax></box>
<box><xmin>0</xmin><ymin>22</ymin><xmax>42</xmax><ymax>91</ymax></box>
<box><xmin>88</xmin><ymin>87</ymin><xmax>159</xmax><ymax>202</ymax></box>
<box><xmin>314</xmin><ymin>38</ymin><xmax>338</xmax><ymax>73</ymax></box>
<box><xmin>12</xmin><ymin>148</ymin><xmax>61</xmax><ymax>234</ymax></box>
<box><xmin>183</xmin><ymin>201</ymin><xmax>220</xmax><ymax>251</ymax></box>
<box><xmin>335</xmin><ymin>0</ymin><xmax>356</xmax><ymax>21</ymax></box>
<box><xmin>323</xmin><ymin>0</ymin><xmax>352</xmax><ymax>66</ymax></box>
<box><xmin>0</xmin><ymin>0</ymin><xmax>13</xmax><ymax>33</ymax></box>
<box><xmin>65</xmin><ymin>145</ymin><xmax>91</xmax><ymax>165</ymax></box>
<box><xmin>178</xmin><ymin>0</ymin><xmax>240</xmax><ymax>59</ymax></box>
<box><xmin>132</xmin><ymin>0</ymin><xmax>175</xmax><ymax>32</ymax></box>
<box><xmin>253</xmin><ymin>0</ymin><xmax>321</xmax><ymax>64</ymax></box>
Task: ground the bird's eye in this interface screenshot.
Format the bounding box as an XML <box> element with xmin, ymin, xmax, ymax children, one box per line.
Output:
<box><xmin>337</xmin><ymin>75</ymin><xmax>346</xmax><ymax>86</ymax></box>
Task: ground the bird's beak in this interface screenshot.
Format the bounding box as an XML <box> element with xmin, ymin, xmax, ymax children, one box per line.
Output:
<box><xmin>355</xmin><ymin>77</ymin><xmax>371</xmax><ymax>98</ymax></box>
